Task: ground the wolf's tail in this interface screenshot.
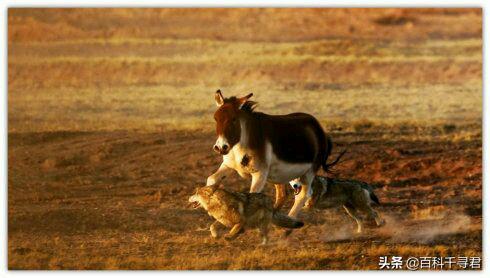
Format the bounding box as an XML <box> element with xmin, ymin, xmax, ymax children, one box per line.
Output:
<box><xmin>370</xmin><ymin>191</ymin><xmax>381</xmax><ymax>205</ymax></box>
<box><xmin>272</xmin><ymin>212</ymin><xmax>304</xmax><ymax>229</ymax></box>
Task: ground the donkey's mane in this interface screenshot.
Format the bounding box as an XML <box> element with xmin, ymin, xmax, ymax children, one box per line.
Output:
<box><xmin>240</xmin><ymin>101</ymin><xmax>258</xmax><ymax>113</ymax></box>
<box><xmin>224</xmin><ymin>97</ymin><xmax>258</xmax><ymax>113</ymax></box>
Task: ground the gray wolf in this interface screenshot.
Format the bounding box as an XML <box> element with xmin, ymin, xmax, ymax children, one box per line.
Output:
<box><xmin>289</xmin><ymin>175</ymin><xmax>385</xmax><ymax>233</ymax></box>
<box><xmin>189</xmin><ymin>184</ymin><xmax>304</xmax><ymax>244</ymax></box>
<box><xmin>207</xmin><ymin>89</ymin><xmax>335</xmax><ymax>218</ymax></box>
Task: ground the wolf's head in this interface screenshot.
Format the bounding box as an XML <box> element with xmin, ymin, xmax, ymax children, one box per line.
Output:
<box><xmin>288</xmin><ymin>178</ymin><xmax>303</xmax><ymax>196</ymax></box>
<box><xmin>188</xmin><ymin>184</ymin><xmax>220</xmax><ymax>210</ymax></box>
<box><xmin>289</xmin><ymin>176</ymin><xmax>328</xmax><ymax>209</ymax></box>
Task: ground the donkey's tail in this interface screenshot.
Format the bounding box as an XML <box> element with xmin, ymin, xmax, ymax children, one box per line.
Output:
<box><xmin>320</xmin><ymin>136</ymin><xmax>333</xmax><ymax>172</ymax></box>
<box><xmin>322</xmin><ymin>136</ymin><xmax>347</xmax><ymax>172</ymax></box>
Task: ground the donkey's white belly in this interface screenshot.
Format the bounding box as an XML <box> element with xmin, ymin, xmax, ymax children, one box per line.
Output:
<box><xmin>222</xmin><ymin>142</ymin><xmax>312</xmax><ymax>183</ymax></box>
<box><xmin>267</xmin><ymin>156</ymin><xmax>311</xmax><ymax>184</ymax></box>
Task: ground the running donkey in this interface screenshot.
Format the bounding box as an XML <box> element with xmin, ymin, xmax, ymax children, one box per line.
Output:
<box><xmin>206</xmin><ymin>89</ymin><xmax>336</xmax><ymax>218</ymax></box>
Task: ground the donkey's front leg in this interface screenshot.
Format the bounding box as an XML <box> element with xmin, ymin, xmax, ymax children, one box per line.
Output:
<box><xmin>274</xmin><ymin>183</ymin><xmax>287</xmax><ymax>209</ymax></box>
<box><xmin>206</xmin><ymin>162</ymin><xmax>233</xmax><ymax>186</ymax></box>
<box><xmin>250</xmin><ymin>170</ymin><xmax>269</xmax><ymax>193</ymax></box>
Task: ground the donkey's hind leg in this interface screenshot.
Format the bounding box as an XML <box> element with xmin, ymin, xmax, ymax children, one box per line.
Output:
<box><xmin>274</xmin><ymin>183</ymin><xmax>287</xmax><ymax>209</ymax></box>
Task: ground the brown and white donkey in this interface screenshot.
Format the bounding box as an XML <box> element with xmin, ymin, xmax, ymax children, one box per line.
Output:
<box><xmin>206</xmin><ymin>90</ymin><xmax>333</xmax><ymax>218</ymax></box>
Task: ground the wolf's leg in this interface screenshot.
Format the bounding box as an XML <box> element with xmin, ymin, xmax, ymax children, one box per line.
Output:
<box><xmin>358</xmin><ymin>191</ymin><xmax>385</xmax><ymax>227</ymax></box>
<box><xmin>367</xmin><ymin>207</ymin><xmax>385</xmax><ymax>227</ymax></box>
<box><xmin>343</xmin><ymin>205</ymin><xmax>363</xmax><ymax>234</ymax></box>
<box><xmin>288</xmin><ymin>170</ymin><xmax>314</xmax><ymax>218</ymax></box>
<box><xmin>250</xmin><ymin>170</ymin><xmax>269</xmax><ymax>193</ymax></box>
<box><xmin>224</xmin><ymin>223</ymin><xmax>244</xmax><ymax>240</ymax></box>
<box><xmin>259</xmin><ymin>224</ymin><xmax>269</xmax><ymax>245</ymax></box>
<box><xmin>206</xmin><ymin>162</ymin><xmax>233</xmax><ymax>186</ymax></box>
<box><xmin>210</xmin><ymin>221</ymin><xmax>221</xmax><ymax>238</ymax></box>
<box><xmin>274</xmin><ymin>183</ymin><xmax>286</xmax><ymax>209</ymax></box>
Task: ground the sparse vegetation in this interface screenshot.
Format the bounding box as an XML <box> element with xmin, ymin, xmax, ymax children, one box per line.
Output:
<box><xmin>8</xmin><ymin>8</ymin><xmax>481</xmax><ymax>270</ymax></box>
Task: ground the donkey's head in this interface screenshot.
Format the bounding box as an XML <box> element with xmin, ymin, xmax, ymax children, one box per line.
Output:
<box><xmin>212</xmin><ymin>89</ymin><xmax>254</xmax><ymax>155</ymax></box>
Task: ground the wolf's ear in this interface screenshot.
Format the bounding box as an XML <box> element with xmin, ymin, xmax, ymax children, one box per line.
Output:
<box><xmin>215</xmin><ymin>89</ymin><xmax>224</xmax><ymax>106</ymax></box>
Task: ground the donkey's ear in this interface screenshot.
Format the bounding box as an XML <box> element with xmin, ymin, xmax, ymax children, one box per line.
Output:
<box><xmin>215</xmin><ymin>89</ymin><xmax>224</xmax><ymax>106</ymax></box>
<box><xmin>238</xmin><ymin>93</ymin><xmax>253</xmax><ymax>108</ymax></box>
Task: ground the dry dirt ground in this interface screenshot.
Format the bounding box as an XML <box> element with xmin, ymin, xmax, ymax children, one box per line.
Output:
<box><xmin>8</xmin><ymin>8</ymin><xmax>482</xmax><ymax>270</ymax></box>
<box><xmin>8</xmin><ymin>126</ymin><xmax>482</xmax><ymax>269</ymax></box>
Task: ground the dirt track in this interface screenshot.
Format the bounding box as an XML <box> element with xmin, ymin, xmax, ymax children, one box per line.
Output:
<box><xmin>8</xmin><ymin>8</ymin><xmax>482</xmax><ymax>270</ymax></box>
<box><xmin>8</xmin><ymin>128</ymin><xmax>482</xmax><ymax>269</ymax></box>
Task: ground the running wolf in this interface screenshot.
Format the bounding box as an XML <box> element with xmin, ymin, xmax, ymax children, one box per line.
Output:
<box><xmin>189</xmin><ymin>184</ymin><xmax>304</xmax><ymax>244</ymax></box>
<box><xmin>289</xmin><ymin>175</ymin><xmax>385</xmax><ymax>233</ymax></box>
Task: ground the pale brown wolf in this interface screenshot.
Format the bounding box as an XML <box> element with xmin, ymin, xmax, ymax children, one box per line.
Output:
<box><xmin>189</xmin><ymin>184</ymin><xmax>304</xmax><ymax>244</ymax></box>
<box><xmin>289</xmin><ymin>175</ymin><xmax>385</xmax><ymax>233</ymax></box>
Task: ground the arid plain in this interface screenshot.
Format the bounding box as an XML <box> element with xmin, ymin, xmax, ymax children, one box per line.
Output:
<box><xmin>8</xmin><ymin>8</ymin><xmax>482</xmax><ymax>269</ymax></box>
